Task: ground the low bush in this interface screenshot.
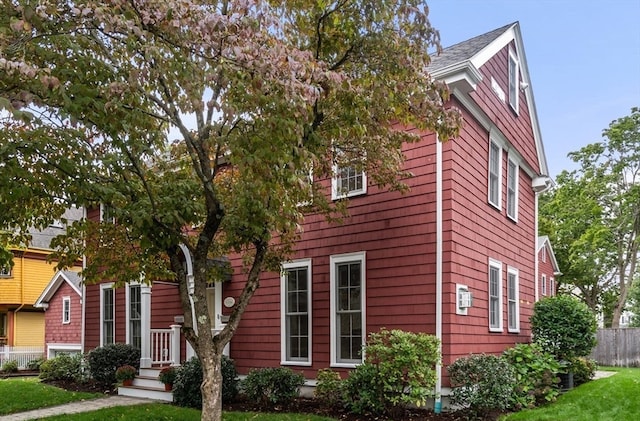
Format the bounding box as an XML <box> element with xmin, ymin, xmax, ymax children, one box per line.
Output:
<box><xmin>314</xmin><ymin>369</ymin><xmax>343</xmax><ymax>409</ymax></box>
<box><xmin>27</xmin><ymin>358</ymin><xmax>45</xmax><ymax>371</ymax></box>
<box><xmin>448</xmin><ymin>353</ymin><xmax>516</xmax><ymax>418</ymax></box>
<box><xmin>85</xmin><ymin>343</ymin><xmax>140</xmax><ymax>387</ymax></box>
<box><xmin>342</xmin><ymin>329</ymin><xmax>440</xmax><ymax>416</ymax></box>
<box><xmin>1</xmin><ymin>360</ymin><xmax>19</xmax><ymax>373</ymax></box>
<box><xmin>503</xmin><ymin>343</ymin><xmax>561</xmax><ymax>409</ymax></box>
<box><xmin>568</xmin><ymin>357</ymin><xmax>597</xmax><ymax>386</ymax></box>
<box><xmin>242</xmin><ymin>367</ymin><xmax>305</xmax><ymax>407</ymax></box>
<box><xmin>39</xmin><ymin>353</ymin><xmax>84</xmax><ymax>382</ymax></box>
<box><xmin>173</xmin><ymin>356</ymin><xmax>239</xmax><ymax>409</ymax></box>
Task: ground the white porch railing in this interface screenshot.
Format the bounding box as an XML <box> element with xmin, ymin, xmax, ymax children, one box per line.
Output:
<box><xmin>150</xmin><ymin>325</ymin><xmax>181</xmax><ymax>366</ymax></box>
<box><xmin>0</xmin><ymin>346</ymin><xmax>44</xmax><ymax>369</ymax></box>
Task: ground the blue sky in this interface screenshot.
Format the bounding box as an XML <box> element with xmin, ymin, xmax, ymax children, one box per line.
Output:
<box><xmin>427</xmin><ymin>0</ymin><xmax>640</xmax><ymax>179</ymax></box>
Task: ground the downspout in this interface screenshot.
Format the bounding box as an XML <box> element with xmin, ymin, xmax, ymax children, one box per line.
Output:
<box><xmin>434</xmin><ymin>134</ymin><xmax>444</xmax><ymax>413</ymax></box>
<box><xmin>534</xmin><ymin>194</ymin><xmax>539</xmax><ymax>303</ymax></box>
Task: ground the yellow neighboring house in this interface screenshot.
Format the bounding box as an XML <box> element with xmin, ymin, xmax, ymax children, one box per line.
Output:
<box><xmin>0</xmin><ymin>207</ymin><xmax>82</xmax><ymax>347</ymax></box>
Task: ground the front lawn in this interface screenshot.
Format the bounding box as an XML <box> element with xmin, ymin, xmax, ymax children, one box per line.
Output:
<box><xmin>502</xmin><ymin>367</ymin><xmax>640</xmax><ymax>420</ymax></box>
<box><xmin>0</xmin><ymin>377</ymin><xmax>103</xmax><ymax>415</ymax></box>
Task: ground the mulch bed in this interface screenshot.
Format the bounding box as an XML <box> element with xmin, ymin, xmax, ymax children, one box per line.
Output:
<box><xmin>41</xmin><ymin>378</ymin><xmax>504</xmax><ymax>420</ymax></box>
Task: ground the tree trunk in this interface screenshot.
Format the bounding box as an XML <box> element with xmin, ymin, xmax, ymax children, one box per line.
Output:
<box><xmin>200</xmin><ymin>347</ymin><xmax>224</xmax><ymax>421</ymax></box>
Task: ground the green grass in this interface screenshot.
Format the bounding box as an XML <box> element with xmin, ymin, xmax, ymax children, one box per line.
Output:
<box><xmin>502</xmin><ymin>367</ymin><xmax>640</xmax><ymax>420</ymax></box>
<box><xmin>0</xmin><ymin>377</ymin><xmax>103</xmax><ymax>415</ymax></box>
<box><xmin>34</xmin><ymin>404</ymin><xmax>336</xmax><ymax>421</ymax></box>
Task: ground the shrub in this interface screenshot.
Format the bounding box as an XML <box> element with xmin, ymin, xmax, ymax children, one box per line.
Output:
<box><xmin>27</xmin><ymin>358</ymin><xmax>45</xmax><ymax>371</ymax></box>
<box><xmin>1</xmin><ymin>360</ymin><xmax>19</xmax><ymax>373</ymax></box>
<box><xmin>315</xmin><ymin>369</ymin><xmax>343</xmax><ymax>408</ymax></box>
<box><xmin>503</xmin><ymin>343</ymin><xmax>561</xmax><ymax>409</ymax></box>
<box><xmin>531</xmin><ymin>295</ymin><xmax>597</xmax><ymax>361</ymax></box>
<box><xmin>568</xmin><ymin>357</ymin><xmax>597</xmax><ymax>386</ymax></box>
<box><xmin>173</xmin><ymin>356</ymin><xmax>239</xmax><ymax>409</ymax></box>
<box><xmin>342</xmin><ymin>328</ymin><xmax>440</xmax><ymax>416</ymax></box>
<box><xmin>448</xmin><ymin>354</ymin><xmax>516</xmax><ymax>418</ymax></box>
<box><xmin>39</xmin><ymin>353</ymin><xmax>84</xmax><ymax>382</ymax></box>
<box><xmin>85</xmin><ymin>343</ymin><xmax>140</xmax><ymax>387</ymax></box>
<box><xmin>242</xmin><ymin>367</ymin><xmax>305</xmax><ymax>407</ymax></box>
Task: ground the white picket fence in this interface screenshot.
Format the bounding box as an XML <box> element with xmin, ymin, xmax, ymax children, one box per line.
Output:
<box><xmin>0</xmin><ymin>346</ymin><xmax>45</xmax><ymax>369</ymax></box>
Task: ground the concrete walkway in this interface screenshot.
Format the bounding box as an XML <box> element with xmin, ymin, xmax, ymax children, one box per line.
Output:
<box><xmin>593</xmin><ymin>370</ymin><xmax>617</xmax><ymax>380</ymax></box>
<box><xmin>0</xmin><ymin>396</ymin><xmax>153</xmax><ymax>421</ymax></box>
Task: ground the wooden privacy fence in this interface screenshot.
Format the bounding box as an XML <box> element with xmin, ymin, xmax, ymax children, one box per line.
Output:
<box><xmin>0</xmin><ymin>346</ymin><xmax>45</xmax><ymax>369</ymax></box>
<box><xmin>590</xmin><ymin>328</ymin><xmax>640</xmax><ymax>367</ymax></box>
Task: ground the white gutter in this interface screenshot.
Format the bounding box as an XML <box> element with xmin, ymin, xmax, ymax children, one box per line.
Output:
<box><xmin>81</xmin><ymin>206</ymin><xmax>86</xmax><ymax>353</ymax></box>
<box><xmin>434</xmin><ymin>134</ymin><xmax>444</xmax><ymax>413</ymax></box>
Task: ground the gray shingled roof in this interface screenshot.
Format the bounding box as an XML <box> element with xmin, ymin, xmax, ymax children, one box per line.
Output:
<box><xmin>62</xmin><ymin>270</ymin><xmax>82</xmax><ymax>290</ymax></box>
<box><xmin>429</xmin><ymin>23</ymin><xmax>515</xmax><ymax>72</ymax></box>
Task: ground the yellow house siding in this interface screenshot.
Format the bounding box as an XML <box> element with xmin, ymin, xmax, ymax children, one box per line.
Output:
<box><xmin>22</xmin><ymin>257</ymin><xmax>57</xmax><ymax>304</ymax></box>
<box><xmin>14</xmin><ymin>312</ymin><xmax>45</xmax><ymax>347</ymax></box>
<box><xmin>0</xmin><ymin>257</ymin><xmax>22</xmax><ymax>304</ymax></box>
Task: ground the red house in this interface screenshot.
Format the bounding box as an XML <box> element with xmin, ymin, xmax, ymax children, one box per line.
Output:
<box><xmin>80</xmin><ymin>22</ymin><xmax>553</xmax><ymax>403</ymax></box>
<box><xmin>538</xmin><ymin>236</ymin><xmax>561</xmax><ymax>298</ymax></box>
<box><xmin>34</xmin><ymin>270</ymin><xmax>83</xmax><ymax>358</ymax></box>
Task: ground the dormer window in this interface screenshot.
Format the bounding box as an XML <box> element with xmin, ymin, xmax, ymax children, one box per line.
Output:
<box><xmin>508</xmin><ymin>48</ymin><xmax>520</xmax><ymax>114</ymax></box>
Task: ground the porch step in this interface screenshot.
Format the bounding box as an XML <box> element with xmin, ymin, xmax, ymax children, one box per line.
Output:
<box><xmin>118</xmin><ymin>368</ymin><xmax>174</xmax><ymax>402</ymax></box>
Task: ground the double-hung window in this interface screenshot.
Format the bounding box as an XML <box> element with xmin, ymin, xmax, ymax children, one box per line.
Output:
<box><xmin>281</xmin><ymin>259</ymin><xmax>312</xmax><ymax>365</ymax></box>
<box><xmin>541</xmin><ymin>274</ymin><xmax>547</xmax><ymax>296</ymax></box>
<box><xmin>332</xmin><ymin>166</ymin><xmax>367</xmax><ymax>199</ymax></box>
<box><xmin>488</xmin><ymin>259</ymin><xmax>503</xmax><ymax>332</ymax></box>
<box><xmin>331</xmin><ymin>252</ymin><xmax>366</xmax><ymax>367</ymax></box>
<box><xmin>488</xmin><ymin>140</ymin><xmax>502</xmax><ymax>208</ymax></box>
<box><xmin>0</xmin><ymin>264</ymin><xmax>11</xmax><ymax>277</ymax></box>
<box><xmin>127</xmin><ymin>284</ymin><xmax>141</xmax><ymax>350</ymax></box>
<box><xmin>507</xmin><ymin>267</ymin><xmax>520</xmax><ymax>332</ymax></box>
<box><xmin>100</xmin><ymin>283</ymin><xmax>115</xmax><ymax>345</ymax></box>
<box><xmin>62</xmin><ymin>297</ymin><xmax>71</xmax><ymax>324</ymax></box>
<box><xmin>507</xmin><ymin>157</ymin><xmax>519</xmax><ymax>221</ymax></box>
<box><xmin>508</xmin><ymin>48</ymin><xmax>520</xmax><ymax>113</ymax></box>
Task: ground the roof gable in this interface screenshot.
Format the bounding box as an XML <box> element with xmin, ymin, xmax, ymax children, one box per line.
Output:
<box><xmin>429</xmin><ymin>22</ymin><xmax>550</xmax><ymax>178</ymax></box>
<box><xmin>34</xmin><ymin>270</ymin><xmax>82</xmax><ymax>307</ymax></box>
<box><xmin>537</xmin><ymin>236</ymin><xmax>562</xmax><ymax>275</ymax></box>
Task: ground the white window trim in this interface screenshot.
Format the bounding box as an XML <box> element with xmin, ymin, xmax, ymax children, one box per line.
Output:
<box><xmin>100</xmin><ymin>203</ymin><xmax>115</xmax><ymax>223</ymax></box>
<box><xmin>100</xmin><ymin>283</ymin><xmax>115</xmax><ymax>346</ymax></box>
<box><xmin>488</xmin><ymin>258</ymin><xmax>503</xmax><ymax>332</ymax></box>
<box><xmin>280</xmin><ymin>259</ymin><xmax>312</xmax><ymax>366</ymax></box>
<box><xmin>541</xmin><ymin>274</ymin><xmax>547</xmax><ymax>296</ymax></box>
<box><xmin>331</xmin><ymin>164</ymin><xmax>367</xmax><ymax>200</ymax></box>
<box><xmin>506</xmin><ymin>156</ymin><xmax>519</xmax><ymax>221</ymax></box>
<box><xmin>62</xmin><ymin>296</ymin><xmax>71</xmax><ymax>324</ymax></box>
<box><xmin>508</xmin><ymin>47</ymin><xmax>520</xmax><ymax>114</ymax></box>
<box><xmin>0</xmin><ymin>264</ymin><xmax>11</xmax><ymax>277</ymax></box>
<box><xmin>507</xmin><ymin>266</ymin><xmax>520</xmax><ymax>333</ymax></box>
<box><xmin>330</xmin><ymin>251</ymin><xmax>366</xmax><ymax>368</ymax></box>
<box><xmin>488</xmin><ymin>139</ymin><xmax>502</xmax><ymax>209</ymax></box>
<box><xmin>549</xmin><ymin>277</ymin><xmax>555</xmax><ymax>296</ymax></box>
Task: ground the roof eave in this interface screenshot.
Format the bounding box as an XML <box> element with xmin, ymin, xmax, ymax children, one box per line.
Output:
<box><xmin>431</xmin><ymin>60</ymin><xmax>483</xmax><ymax>94</ymax></box>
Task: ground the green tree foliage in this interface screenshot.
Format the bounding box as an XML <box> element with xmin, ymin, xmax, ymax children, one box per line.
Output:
<box><xmin>539</xmin><ymin>107</ymin><xmax>640</xmax><ymax>326</ymax></box>
<box><xmin>531</xmin><ymin>295</ymin><xmax>597</xmax><ymax>361</ymax></box>
<box><xmin>0</xmin><ymin>1</ymin><xmax>460</xmax><ymax>420</ymax></box>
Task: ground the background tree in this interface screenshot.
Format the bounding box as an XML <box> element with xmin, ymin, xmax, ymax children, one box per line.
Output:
<box><xmin>0</xmin><ymin>1</ymin><xmax>460</xmax><ymax>419</ymax></box>
<box><xmin>539</xmin><ymin>107</ymin><xmax>640</xmax><ymax>327</ymax></box>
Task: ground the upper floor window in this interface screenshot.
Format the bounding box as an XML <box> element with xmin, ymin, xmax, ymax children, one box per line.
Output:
<box><xmin>331</xmin><ymin>251</ymin><xmax>366</xmax><ymax>367</ymax></box>
<box><xmin>507</xmin><ymin>157</ymin><xmax>519</xmax><ymax>221</ymax></box>
<box><xmin>100</xmin><ymin>204</ymin><xmax>116</xmax><ymax>223</ymax></box>
<box><xmin>281</xmin><ymin>259</ymin><xmax>312</xmax><ymax>365</ymax></box>
<box><xmin>541</xmin><ymin>274</ymin><xmax>547</xmax><ymax>296</ymax></box>
<box><xmin>62</xmin><ymin>297</ymin><xmax>71</xmax><ymax>324</ymax></box>
<box><xmin>540</xmin><ymin>246</ymin><xmax>547</xmax><ymax>263</ymax></box>
<box><xmin>488</xmin><ymin>258</ymin><xmax>503</xmax><ymax>332</ymax></box>
<box><xmin>0</xmin><ymin>264</ymin><xmax>11</xmax><ymax>278</ymax></box>
<box><xmin>332</xmin><ymin>166</ymin><xmax>367</xmax><ymax>200</ymax></box>
<box><xmin>508</xmin><ymin>48</ymin><xmax>520</xmax><ymax>113</ymax></box>
<box><xmin>488</xmin><ymin>140</ymin><xmax>502</xmax><ymax>209</ymax></box>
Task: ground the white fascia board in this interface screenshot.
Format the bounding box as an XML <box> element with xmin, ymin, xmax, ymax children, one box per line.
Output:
<box><xmin>431</xmin><ymin>60</ymin><xmax>483</xmax><ymax>94</ymax></box>
<box><xmin>470</xmin><ymin>25</ymin><xmax>518</xmax><ymax>70</ymax></box>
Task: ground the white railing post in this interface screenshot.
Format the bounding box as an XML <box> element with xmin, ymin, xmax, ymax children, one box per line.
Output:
<box><xmin>140</xmin><ymin>285</ymin><xmax>152</xmax><ymax>368</ymax></box>
<box><xmin>170</xmin><ymin>324</ymin><xmax>181</xmax><ymax>366</ymax></box>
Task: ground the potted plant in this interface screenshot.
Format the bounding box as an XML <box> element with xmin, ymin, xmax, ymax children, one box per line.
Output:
<box><xmin>115</xmin><ymin>365</ymin><xmax>136</xmax><ymax>386</ymax></box>
<box><xmin>158</xmin><ymin>366</ymin><xmax>177</xmax><ymax>391</ymax></box>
